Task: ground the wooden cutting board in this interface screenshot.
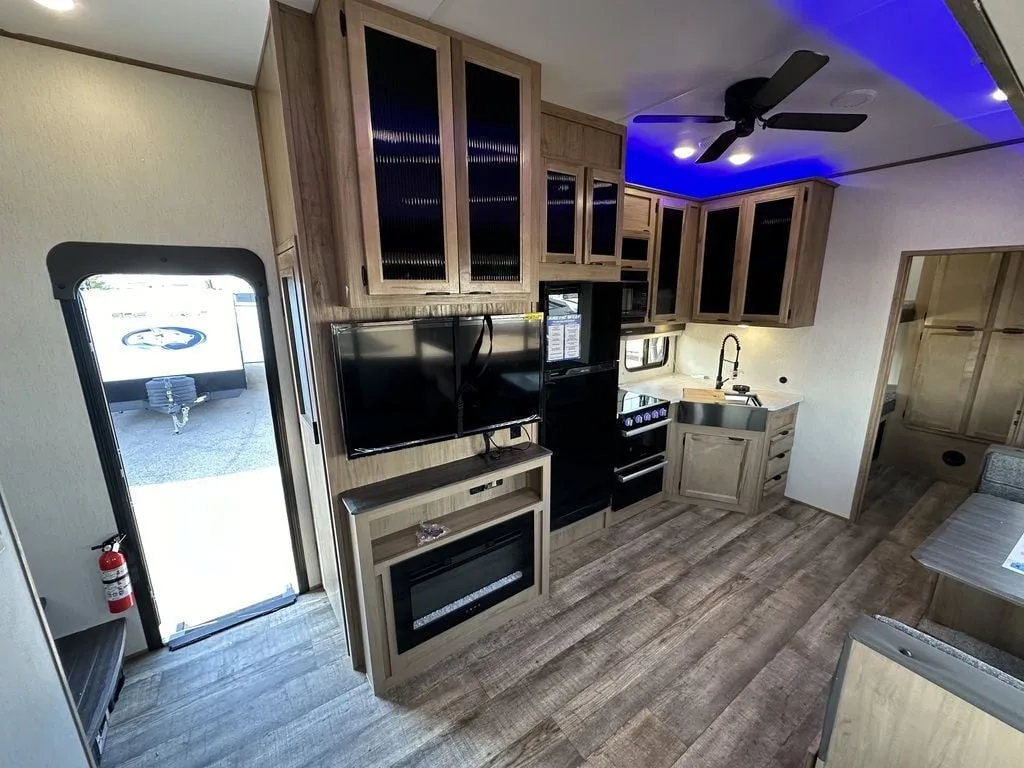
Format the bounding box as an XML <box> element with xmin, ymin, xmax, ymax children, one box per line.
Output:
<box><xmin>681</xmin><ymin>388</ymin><xmax>726</xmax><ymax>403</ymax></box>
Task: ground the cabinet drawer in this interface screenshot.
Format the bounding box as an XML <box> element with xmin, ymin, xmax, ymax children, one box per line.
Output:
<box><xmin>768</xmin><ymin>428</ymin><xmax>795</xmax><ymax>455</ymax></box>
<box><xmin>767</xmin><ymin>406</ymin><xmax>798</xmax><ymax>434</ymax></box>
<box><xmin>765</xmin><ymin>449</ymin><xmax>792</xmax><ymax>480</ymax></box>
<box><xmin>763</xmin><ymin>471</ymin><xmax>788</xmax><ymax>496</ymax></box>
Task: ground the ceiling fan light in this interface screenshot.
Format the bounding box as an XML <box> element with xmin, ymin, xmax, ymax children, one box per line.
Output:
<box><xmin>728</xmin><ymin>152</ymin><xmax>753</xmax><ymax>166</ymax></box>
<box><xmin>672</xmin><ymin>145</ymin><xmax>696</xmax><ymax>160</ymax></box>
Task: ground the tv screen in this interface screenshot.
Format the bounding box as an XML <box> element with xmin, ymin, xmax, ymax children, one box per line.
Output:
<box><xmin>457</xmin><ymin>314</ymin><xmax>543</xmax><ymax>435</ymax></box>
<box><xmin>333</xmin><ymin>319</ymin><xmax>458</xmax><ymax>458</ymax></box>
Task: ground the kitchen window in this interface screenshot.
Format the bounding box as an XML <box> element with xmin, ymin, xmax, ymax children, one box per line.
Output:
<box><xmin>624</xmin><ymin>336</ymin><xmax>670</xmax><ymax>372</ymax></box>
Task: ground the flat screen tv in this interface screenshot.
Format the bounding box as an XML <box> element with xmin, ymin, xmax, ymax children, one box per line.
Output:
<box><xmin>333</xmin><ymin>314</ymin><xmax>542</xmax><ymax>458</ymax></box>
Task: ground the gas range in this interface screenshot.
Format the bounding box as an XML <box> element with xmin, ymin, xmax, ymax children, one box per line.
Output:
<box><xmin>616</xmin><ymin>389</ymin><xmax>670</xmax><ymax>431</ymax></box>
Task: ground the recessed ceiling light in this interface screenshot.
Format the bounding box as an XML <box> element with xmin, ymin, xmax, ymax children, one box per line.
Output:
<box><xmin>728</xmin><ymin>152</ymin><xmax>753</xmax><ymax>166</ymax></box>
<box><xmin>672</xmin><ymin>145</ymin><xmax>696</xmax><ymax>160</ymax></box>
<box><xmin>993</xmin><ymin>88</ymin><xmax>1009</xmax><ymax>102</ymax></box>
<box><xmin>33</xmin><ymin>0</ymin><xmax>75</xmax><ymax>10</ymax></box>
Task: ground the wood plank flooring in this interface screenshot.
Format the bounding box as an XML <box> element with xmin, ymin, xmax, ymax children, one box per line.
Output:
<box><xmin>103</xmin><ymin>467</ymin><xmax>969</xmax><ymax>768</ymax></box>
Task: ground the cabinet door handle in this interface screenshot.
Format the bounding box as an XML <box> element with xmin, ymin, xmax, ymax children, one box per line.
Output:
<box><xmin>953</xmin><ymin>325</ymin><xmax>976</xmax><ymax>333</ymax></box>
<box><xmin>775</xmin><ymin>453</ymin><xmax>787</xmax><ymax>459</ymax></box>
<box><xmin>776</xmin><ymin>430</ymin><xmax>790</xmax><ymax>437</ymax></box>
<box><xmin>728</xmin><ymin>437</ymin><xmax>745</xmax><ymax>442</ymax></box>
<box><xmin>425</xmin><ymin>291</ymin><xmax>452</xmax><ymax>296</ymax></box>
<box><xmin>771</xmin><ymin>474</ymin><xmax>784</xmax><ymax>481</ymax></box>
<box><xmin>1002</xmin><ymin>328</ymin><xmax>1024</xmax><ymax>335</ymax></box>
<box><xmin>467</xmin><ymin>291</ymin><xmax>492</xmax><ymax>295</ymax></box>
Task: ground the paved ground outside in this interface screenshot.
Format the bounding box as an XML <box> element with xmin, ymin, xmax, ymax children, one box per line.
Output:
<box><xmin>111</xmin><ymin>363</ymin><xmax>297</xmax><ymax>640</ymax></box>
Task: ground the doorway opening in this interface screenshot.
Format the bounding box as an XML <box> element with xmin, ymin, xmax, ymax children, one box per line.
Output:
<box><xmin>80</xmin><ymin>274</ymin><xmax>298</xmax><ymax>642</ymax></box>
<box><xmin>854</xmin><ymin>247</ymin><xmax>1024</xmax><ymax>518</ymax></box>
<box><xmin>48</xmin><ymin>244</ymin><xmax>307</xmax><ymax>650</ymax></box>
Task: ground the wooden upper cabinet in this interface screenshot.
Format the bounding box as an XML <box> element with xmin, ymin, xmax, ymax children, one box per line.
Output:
<box><xmin>341</xmin><ymin>1</ymin><xmax>538</xmax><ymax>299</ymax></box>
<box><xmin>694</xmin><ymin>198</ymin><xmax>743</xmax><ymax>323</ymax></box>
<box><xmin>584</xmin><ymin>167</ymin><xmax>623</xmax><ymax>263</ymax></box>
<box><xmin>650</xmin><ymin>197</ymin><xmax>696</xmax><ymax>322</ymax></box>
<box><xmin>905</xmin><ymin>328</ymin><xmax>983</xmax><ymax>434</ymax></box>
<box><xmin>347</xmin><ymin>5</ymin><xmax>460</xmax><ymax>295</ymax></box>
<box><xmin>739</xmin><ymin>187</ymin><xmax>804</xmax><ymax>323</ymax></box>
<box><xmin>994</xmin><ymin>252</ymin><xmax>1024</xmax><ymax>331</ymax></box>
<box><xmin>452</xmin><ymin>41</ymin><xmax>536</xmax><ymax>295</ymax></box>
<box><xmin>623</xmin><ymin>189</ymin><xmax>656</xmax><ymax>234</ymax></box>
<box><xmin>543</xmin><ymin>161</ymin><xmax>585</xmax><ymax>263</ymax></box>
<box><xmin>692</xmin><ymin>180</ymin><xmax>834</xmax><ymax>327</ymax></box>
<box><xmin>540</xmin><ymin>103</ymin><xmax>625</xmax><ymax>278</ymax></box>
<box><xmin>921</xmin><ymin>252</ymin><xmax>1003</xmax><ymax>329</ymax></box>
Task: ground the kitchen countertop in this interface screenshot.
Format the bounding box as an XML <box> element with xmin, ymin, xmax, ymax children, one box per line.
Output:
<box><xmin>622</xmin><ymin>374</ymin><xmax>803</xmax><ymax>412</ymax></box>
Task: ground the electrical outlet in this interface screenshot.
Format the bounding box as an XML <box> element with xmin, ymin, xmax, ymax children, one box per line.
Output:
<box><xmin>509</xmin><ymin>425</ymin><xmax>522</xmax><ymax>439</ymax></box>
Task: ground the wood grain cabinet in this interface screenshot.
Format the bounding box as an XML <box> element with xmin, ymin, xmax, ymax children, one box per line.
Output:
<box><xmin>540</xmin><ymin>102</ymin><xmax>625</xmax><ymax>282</ymax></box>
<box><xmin>693</xmin><ymin>180</ymin><xmax>835</xmax><ymax>327</ymax></box>
<box><xmin>650</xmin><ymin>197</ymin><xmax>698</xmax><ymax>322</ymax></box>
<box><xmin>668</xmin><ymin>404</ymin><xmax>799</xmax><ymax>515</ymax></box>
<box><xmin>905</xmin><ymin>250</ymin><xmax>1024</xmax><ymax>442</ymax></box>
<box><xmin>678</xmin><ymin>431</ymin><xmax>762</xmax><ymax>509</ymax></box>
<box><xmin>344</xmin><ymin>1</ymin><xmax>538</xmax><ymax>298</ymax></box>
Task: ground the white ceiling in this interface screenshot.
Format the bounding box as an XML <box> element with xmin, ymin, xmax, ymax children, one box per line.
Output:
<box><xmin>1</xmin><ymin>0</ymin><xmax>1020</xmax><ymax>196</ymax></box>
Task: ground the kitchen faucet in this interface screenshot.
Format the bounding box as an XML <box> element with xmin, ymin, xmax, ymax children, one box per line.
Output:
<box><xmin>715</xmin><ymin>333</ymin><xmax>741</xmax><ymax>390</ymax></box>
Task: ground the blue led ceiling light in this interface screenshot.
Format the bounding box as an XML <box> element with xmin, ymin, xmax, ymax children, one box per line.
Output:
<box><xmin>625</xmin><ymin>0</ymin><xmax>1023</xmax><ymax>198</ymax></box>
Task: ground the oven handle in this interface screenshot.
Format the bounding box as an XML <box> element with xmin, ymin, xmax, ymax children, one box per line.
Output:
<box><xmin>621</xmin><ymin>420</ymin><xmax>669</xmax><ymax>437</ymax></box>
<box><xmin>616</xmin><ymin>458</ymin><xmax>668</xmax><ymax>483</ymax></box>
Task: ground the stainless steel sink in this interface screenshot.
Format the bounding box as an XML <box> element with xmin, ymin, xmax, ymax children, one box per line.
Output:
<box><xmin>677</xmin><ymin>393</ymin><xmax>768</xmax><ymax>432</ymax></box>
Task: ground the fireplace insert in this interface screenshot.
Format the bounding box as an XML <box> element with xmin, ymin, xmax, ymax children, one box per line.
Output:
<box><xmin>390</xmin><ymin>512</ymin><xmax>535</xmax><ymax>654</ymax></box>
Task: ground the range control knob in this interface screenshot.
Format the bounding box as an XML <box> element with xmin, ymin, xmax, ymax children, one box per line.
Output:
<box><xmin>643</xmin><ymin>412</ymin><xmax>652</xmax><ymax>422</ymax></box>
<box><xmin>624</xmin><ymin>416</ymin><xmax>633</xmax><ymax>428</ymax></box>
<box><xmin>659</xmin><ymin>407</ymin><xmax>668</xmax><ymax>418</ymax></box>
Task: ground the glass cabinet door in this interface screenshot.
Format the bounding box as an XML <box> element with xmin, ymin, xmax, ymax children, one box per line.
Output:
<box><xmin>696</xmin><ymin>204</ymin><xmax>742</xmax><ymax>319</ymax></box>
<box><xmin>651</xmin><ymin>199</ymin><xmax>687</xmax><ymax>320</ymax></box>
<box><xmin>455</xmin><ymin>43</ymin><xmax>534</xmax><ymax>293</ymax></box>
<box><xmin>348</xmin><ymin>6</ymin><xmax>460</xmax><ymax>294</ymax></box>
<box><xmin>742</xmin><ymin>194</ymin><xmax>799</xmax><ymax>321</ymax></box>
<box><xmin>586</xmin><ymin>169</ymin><xmax>623</xmax><ymax>263</ymax></box>
<box><xmin>544</xmin><ymin>163</ymin><xmax>584</xmax><ymax>263</ymax></box>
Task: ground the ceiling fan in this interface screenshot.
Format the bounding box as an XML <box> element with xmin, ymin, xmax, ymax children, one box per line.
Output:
<box><xmin>633</xmin><ymin>50</ymin><xmax>868</xmax><ymax>164</ymax></box>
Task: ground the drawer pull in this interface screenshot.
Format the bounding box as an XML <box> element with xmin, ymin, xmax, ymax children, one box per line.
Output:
<box><xmin>728</xmin><ymin>437</ymin><xmax>745</xmax><ymax>442</ymax></box>
<box><xmin>776</xmin><ymin>453</ymin><xmax>787</xmax><ymax>459</ymax></box>
<box><xmin>771</xmin><ymin>474</ymin><xmax>783</xmax><ymax>482</ymax></box>
<box><xmin>775</xmin><ymin>430</ymin><xmax>790</xmax><ymax>437</ymax></box>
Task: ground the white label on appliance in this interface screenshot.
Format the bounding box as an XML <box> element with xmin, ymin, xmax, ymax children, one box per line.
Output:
<box><xmin>546</xmin><ymin>321</ymin><xmax>565</xmax><ymax>363</ymax></box>
<box><xmin>1001</xmin><ymin>530</ymin><xmax>1024</xmax><ymax>576</ymax></box>
<box><xmin>563</xmin><ymin>317</ymin><xmax>581</xmax><ymax>359</ymax></box>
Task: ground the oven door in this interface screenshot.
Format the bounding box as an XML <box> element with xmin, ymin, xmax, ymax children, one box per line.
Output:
<box><xmin>616</xmin><ymin>420</ymin><xmax>667</xmax><ymax>469</ymax></box>
<box><xmin>390</xmin><ymin>512</ymin><xmax>535</xmax><ymax>654</ymax></box>
<box><xmin>612</xmin><ymin>454</ymin><xmax>667</xmax><ymax>511</ymax></box>
<box><xmin>621</xmin><ymin>269</ymin><xmax>650</xmax><ymax>324</ymax></box>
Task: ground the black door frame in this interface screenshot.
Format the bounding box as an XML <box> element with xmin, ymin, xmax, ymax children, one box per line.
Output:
<box><xmin>48</xmin><ymin>242</ymin><xmax>309</xmax><ymax>650</ymax></box>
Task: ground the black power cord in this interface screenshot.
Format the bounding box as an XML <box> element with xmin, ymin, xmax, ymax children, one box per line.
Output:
<box><xmin>481</xmin><ymin>424</ymin><xmax>535</xmax><ymax>461</ymax></box>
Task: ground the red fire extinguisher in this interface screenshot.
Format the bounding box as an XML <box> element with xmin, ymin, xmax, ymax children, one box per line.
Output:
<box><xmin>92</xmin><ymin>534</ymin><xmax>136</xmax><ymax>614</ymax></box>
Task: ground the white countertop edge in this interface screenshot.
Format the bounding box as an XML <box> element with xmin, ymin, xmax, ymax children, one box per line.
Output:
<box><xmin>621</xmin><ymin>374</ymin><xmax>804</xmax><ymax>412</ymax></box>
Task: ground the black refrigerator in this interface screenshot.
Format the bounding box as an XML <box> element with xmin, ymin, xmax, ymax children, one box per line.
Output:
<box><xmin>540</xmin><ymin>281</ymin><xmax>623</xmax><ymax>531</ymax></box>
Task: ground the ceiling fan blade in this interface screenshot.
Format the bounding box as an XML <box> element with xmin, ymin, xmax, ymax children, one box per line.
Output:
<box><xmin>696</xmin><ymin>129</ymin><xmax>739</xmax><ymax>164</ymax></box>
<box><xmin>765</xmin><ymin>112</ymin><xmax>867</xmax><ymax>132</ymax></box>
<box><xmin>632</xmin><ymin>115</ymin><xmax>728</xmax><ymax>124</ymax></box>
<box><xmin>752</xmin><ymin>50</ymin><xmax>830</xmax><ymax>112</ymax></box>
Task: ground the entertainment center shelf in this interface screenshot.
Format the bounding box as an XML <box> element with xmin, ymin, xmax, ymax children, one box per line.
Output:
<box><xmin>342</xmin><ymin>444</ymin><xmax>552</xmax><ymax>693</ymax></box>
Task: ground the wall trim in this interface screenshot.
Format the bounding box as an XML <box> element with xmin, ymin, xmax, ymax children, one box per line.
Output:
<box><xmin>0</xmin><ymin>28</ymin><xmax>253</xmax><ymax>91</ymax></box>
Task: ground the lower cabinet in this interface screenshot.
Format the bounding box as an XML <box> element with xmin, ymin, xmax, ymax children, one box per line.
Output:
<box><xmin>668</xmin><ymin>404</ymin><xmax>800</xmax><ymax>514</ymax></box>
<box><xmin>678</xmin><ymin>432</ymin><xmax>761</xmax><ymax>509</ymax></box>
